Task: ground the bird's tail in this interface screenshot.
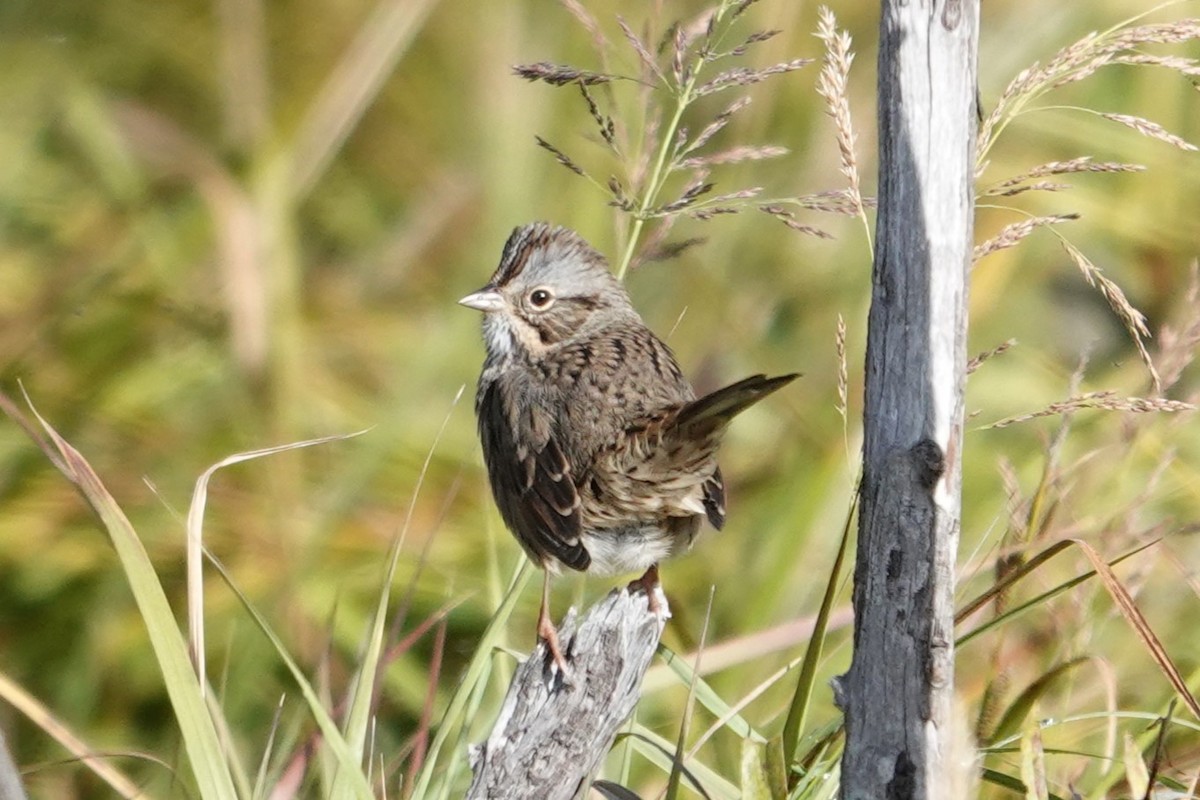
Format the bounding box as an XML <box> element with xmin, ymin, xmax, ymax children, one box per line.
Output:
<box><xmin>675</xmin><ymin>373</ymin><xmax>799</xmax><ymax>434</ymax></box>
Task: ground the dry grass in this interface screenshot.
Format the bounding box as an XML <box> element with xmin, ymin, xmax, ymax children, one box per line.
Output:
<box><xmin>513</xmin><ymin>0</ymin><xmax>837</xmax><ymax>274</ymax></box>
<box><xmin>974</xmin><ymin>10</ymin><xmax>1200</xmax><ymax>398</ymax></box>
<box><xmin>983</xmin><ymin>390</ymin><xmax>1195</xmax><ymax>429</ymax></box>
<box><xmin>972</xmin><ymin>213</ymin><xmax>1079</xmax><ymax>262</ymax></box>
<box><xmin>1059</xmin><ymin>241</ymin><xmax>1161</xmax><ymax>393</ymax></box>
<box><xmin>1098</xmin><ymin>112</ymin><xmax>1198</xmax><ymax>151</ymax></box>
<box><xmin>977</xmin><ymin>14</ymin><xmax>1200</xmax><ymax>164</ymax></box>
<box><xmin>1157</xmin><ymin>261</ymin><xmax>1200</xmax><ymax>392</ymax></box>
<box><xmin>967</xmin><ymin>339</ymin><xmax>1017</xmax><ymax>375</ymax></box>
<box><xmin>981</xmin><ymin>156</ymin><xmax>1145</xmax><ymax>198</ymax></box>
<box><xmin>1</xmin><ymin>0</ymin><xmax>1198</xmax><ymax>797</ymax></box>
<box><xmin>813</xmin><ymin>6</ymin><xmax>869</xmax><ymax>247</ymax></box>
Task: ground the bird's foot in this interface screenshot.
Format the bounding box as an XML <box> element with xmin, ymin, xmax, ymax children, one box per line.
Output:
<box><xmin>627</xmin><ymin>564</ymin><xmax>671</xmax><ymax>619</ymax></box>
<box><xmin>536</xmin><ymin>605</ymin><xmax>574</xmax><ymax>686</ymax></box>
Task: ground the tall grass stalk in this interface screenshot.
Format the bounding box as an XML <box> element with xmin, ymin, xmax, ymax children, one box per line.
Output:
<box><xmin>408</xmin><ymin>560</ymin><xmax>533</xmax><ymax>799</ymax></box>
<box><xmin>10</xmin><ymin>392</ymin><xmax>240</xmax><ymax>800</ymax></box>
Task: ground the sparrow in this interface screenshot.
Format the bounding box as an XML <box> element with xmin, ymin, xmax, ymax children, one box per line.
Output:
<box><xmin>461</xmin><ymin>222</ymin><xmax>796</xmax><ymax>673</ymax></box>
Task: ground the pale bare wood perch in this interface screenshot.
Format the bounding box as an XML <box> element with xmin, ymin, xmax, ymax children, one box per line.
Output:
<box><xmin>0</xmin><ymin>728</ymin><xmax>29</xmax><ymax>800</ymax></box>
<box><xmin>467</xmin><ymin>587</ymin><xmax>667</xmax><ymax>800</ymax></box>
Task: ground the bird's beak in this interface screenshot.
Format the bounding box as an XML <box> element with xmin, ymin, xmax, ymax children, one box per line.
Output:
<box><xmin>458</xmin><ymin>287</ymin><xmax>505</xmax><ymax>313</ymax></box>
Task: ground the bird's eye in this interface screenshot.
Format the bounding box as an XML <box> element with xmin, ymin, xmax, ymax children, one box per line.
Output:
<box><xmin>528</xmin><ymin>288</ymin><xmax>554</xmax><ymax>308</ymax></box>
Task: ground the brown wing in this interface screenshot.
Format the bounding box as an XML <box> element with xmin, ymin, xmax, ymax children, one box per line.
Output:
<box><xmin>588</xmin><ymin>374</ymin><xmax>796</xmax><ymax>526</ymax></box>
<box><xmin>477</xmin><ymin>379</ymin><xmax>590</xmax><ymax>571</ymax></box>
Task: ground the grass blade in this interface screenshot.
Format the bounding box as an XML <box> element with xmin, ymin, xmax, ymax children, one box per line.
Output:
<box><xmin>956</xmin><ymin>538</ymin><xmax>1157</xmax><ymax>646</ymax></box>
<box><xmin>782</xmin><ymin>487</ymin><xmax>856</xmax><ymax>763</ymax></box>
<box><xmin>289</xmin><ymin>0</ymin><xmax>440</xmax><ymax>196</ymax></box>
<box><xmin>987</xmin><ymin>657</ymin><xmax>1091</xmax><ymax>744</ymax></box>
<box><xmin>409</xmin><ymin>559</ymin><xmax>532</xmax><ymax>799</ymax></box>
<box><xmin>1069</xmin><ymin>539</ymin><xmax>1200</xmax><ymax>720</ymax></box>
<box><xmin>0</xmin><ymin>670</ymin><xmax>143</xmax><ymax>798</ymax></box>
<box><xmin>621</xmin><ymin>726</ymin><xmax>736</xmax><ymax>800</ymax></box>
<box><xmin>187</xmin><ymin>430</ymin><xmax>371</xmax><ymax>701</ymax></box>
<box><xmin>207</xmin><ymin>554</ymin><xmax>375</xmax><ymax>800</ymax></box>
<box><xmin>8</xmin><ymin>392</ymin><xmax>239</xmax><ymax>800</ymax></box>
<box><xmin>334</xmin><ymin>387</ymin><xmax>462</xmax><ymax>796</ymax></box>
<box><xmin>666</xmin><ymin>588</ymin><xmax>715</xmax><ymax>800</ymax></box>
<box><xmin>654</xmin><ymin>642</ymin><xmax>766</xmax><ymax>745</ymax></box>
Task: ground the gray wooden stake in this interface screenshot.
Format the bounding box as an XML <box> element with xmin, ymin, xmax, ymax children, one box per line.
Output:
<box><xmin>467</xmin><ymin>588</ymin><xmax>666</xmax><ymax>800</ymax></box>
<box><xmin>833</xmin><ymin>0</ymin><xmax>978</xmax><ymax>798</ymax></box>
<box><xmin>0</xmin><ymin>728</ymin><xmax>29</xmax><ymax>800</ymax></box>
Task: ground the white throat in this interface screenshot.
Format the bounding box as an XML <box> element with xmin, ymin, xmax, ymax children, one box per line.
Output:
<box><xmin>482</xmin><ymin>314</ymin><xmax>514</xmax><ymax>358</ymax></box>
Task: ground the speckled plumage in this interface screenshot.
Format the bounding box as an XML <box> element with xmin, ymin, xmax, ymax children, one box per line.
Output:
<box><xmin>463</xmin><ymin>223</ymin><xmax>796</xmax><ymax>580</ymax></box>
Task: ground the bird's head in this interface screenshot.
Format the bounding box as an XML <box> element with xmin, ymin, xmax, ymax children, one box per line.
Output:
<box><xmin>460</xmin><ymin>222</ymin><xmax>634</xmax><ymax>360</ymax></box>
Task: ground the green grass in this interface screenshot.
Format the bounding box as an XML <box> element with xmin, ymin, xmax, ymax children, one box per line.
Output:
<box><xmin>1</xmin><ymin>0</ymin><xmax>1199</xmax><ymax>797</ymax></box>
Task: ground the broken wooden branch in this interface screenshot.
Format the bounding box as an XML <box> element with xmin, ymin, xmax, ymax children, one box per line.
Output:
<box><xmin>467</xmin><ymin>586</ymin><xmax>667</xmax><ymax>800</ymax></box>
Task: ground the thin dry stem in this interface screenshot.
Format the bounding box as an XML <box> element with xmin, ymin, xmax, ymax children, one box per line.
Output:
<box><xmin>973</xmin><ymin>214</ymin><xmax>1079</xmax><ymax>263</ymax></box>
<box><xmin>678</xmin><ymin>144</ymin><xmax>787</xmax><ymax>168</ymax></box>
<box><xmin>1101</xmin><ymin>112</ymin><xmax>1199</xmax><ymax>151</ymax></box>
<box><xmin>535</xmin><ymin>135</ymin><xmax>588</xmax><ymax>177</ymax></box>
<box><xmin>967</xmin><ymin>339</ymin><xmax>1017</xmax><ymax>375</ymax></box>
<box><xmin>683</xmin><ymin>96</ymin><xmax>752</xmax><ymax>156</ymax></box>
<box><xmin>814</xmin><ymin>6</ymin><xmax>866</xmax><ymax>230</ymax></box>
<box><xmin>695</xmin><ymin>58</ymin><xmax>812</xmax><ymax>96</ymax></box>
<box><xmin>792</xmin><ymin>189</ymin><xmax>876</xmax><ymax>215</ymax></box>
<box><xmin>1157</xmin><ymin>260</ymin><xmax>1200</xmax><ymax>391</ymax></box>
<box><xmin>977</xmin><ymin>16</ymin><xmax>1200</xmax><ymax>164</ymax></box>
<box><xmin>688</xmin><ymin>206</ymin><xmax>740</xmax><ymax>220</ymax></box>
<box><xmin>560</xmin><ymin>0</ymin><xmax>609</xmax><ymax>56</ymax></box>
<box><xmin>996</xmin><ymin>457</ymin><xmax>1026</xmax><ymax>538</ymax></box>
<box><xmin>607</xmin><ymin>175</ymin><xmax>636</xmax><ymax>211</ymax></box>
<box><xmin>984</xmin><ymin>391</ymin><xmax>1195</xmax><ymax>429</ymax></box>
<box><xmin>836</xmin><ymin>314</ymin><xmax>848</xmax><ymax>419</ymax></box>
<box><xmin>757</xmin><ymin>205</ymin><xmax>833</xmax><ymax>238</ymax></box>
<box><xmin>617</xmin><ymin>15</ymin><xmax>666</xmax><ymax>85</ymax></box>
<box><xmin>983</xmin><ymin>180</ymin><xmax>1072</xmax><ymax>198</ymax></box>
<box><xmin>725</xmin><ymin>29</ymin><xmax>782</xmax><ymax>58</ymax></box>
<box><xmin>513</xmin><ymin>62</ymin><xmax>614</xmax><ymax>86</ymax></box>
<box><xmin>731</xmin><ymin>0</ymin><xmax>761</xmax><ymax>20</ymax></box>
<box><xmin>1113</xmin><ymin>53</ymin><xmax>1200</xmax><ymax>75</ymax></box>
<box><xmin>995</xmin><ymin>157</ymin><xmax>1146</xmax><ymax>187</ymax></box>
<box><xmin>671</xmin><ymin>23</ymin><xmax>687</xmax><ymax>85</ymax></box>
<box><xmin>658</xmin><ymin>177</ymin><xmax>715</xmax><ymax>213</ymax></box>
<box><xmin>579</xmin><ymin>83</ymin><xmax>618</xmax><ymax>152</ymax></box>
<box><xmin>1060</xmin><ymin>241</ymin><xmax>1162</xmax><ymax>393</ymax></box>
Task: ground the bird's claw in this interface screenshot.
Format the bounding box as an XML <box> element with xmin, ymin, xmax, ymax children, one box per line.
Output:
<box><xmin>627</xmin><ymin>564</ymin><xmax>671</xmax><ymax>619</ymax></box>
<box><xmin>537</xmin><ymin>609</ymin><xmax>575</xmax><ymax>687</ymax></box>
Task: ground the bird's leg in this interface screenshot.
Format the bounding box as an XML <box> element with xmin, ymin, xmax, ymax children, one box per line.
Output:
<box><xmin>536</xmin><ymin>572</ymin><xmax>571</xmax><ymax>675</ymax></box>
<box><xmin>628</xmin><ymin>563</ymin><xmax>663</xmax><ymax>614</ymax></box>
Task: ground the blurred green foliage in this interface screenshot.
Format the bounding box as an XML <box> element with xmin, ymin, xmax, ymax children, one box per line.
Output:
<box><xmin>1</xmin><ymin>0</ymin><xmax>1198</xmax><ymax>797</ymax></box>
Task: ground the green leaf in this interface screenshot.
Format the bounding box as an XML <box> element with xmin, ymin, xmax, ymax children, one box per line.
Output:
<box><xmin>411</xmin><ymin>559</ymin><xmax>532</xmax><ymax>800</ymax></box>
<box><xmin>655</xmin><ymin>642</ymin><xmax>766</xmax><ymax>744</ymax></box>
<box><xmin>17</xmin><ymin>396</ymin><xmax>240</xmax><ymax>800</ymax></box>
<box><xmin>207</xmin><ymin>556</ymin><xmax>374</xmax><ymax>800</ymax></box>
<box><xmin>987</xmin><ymin>657</ymin><xmax>1091</xmax><ymax>744</ymax></box>
<box><xmin>620</xmin><ymin>728</ymin><xmax>730</xmax><ymax>800</ymax></box>
<box><xmin>592</xmin><ymin>780</ymin><xmax>644</xmax><ymax>800</ymax></box>
<box><xmin>739</xmin><ymin>738</ymin><xmax>772</xmax><ymax>800</ymax></box>
<box><xmin>783</xmin><ymin>487</ymin><xmax>856</xmax><ymax>764</ymax></box>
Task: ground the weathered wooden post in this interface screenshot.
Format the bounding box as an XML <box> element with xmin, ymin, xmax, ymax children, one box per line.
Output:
<box><xmin>835</xmin><ymin>0</ymin><xmax>979</xmax><ymax>797</ymax></box>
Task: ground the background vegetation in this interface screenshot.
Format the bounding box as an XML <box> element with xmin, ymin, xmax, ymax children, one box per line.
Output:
<box><xmin>0</xmin><ymin>0</ymin><xmax>1197</xmax><ymax>797</ymax></box>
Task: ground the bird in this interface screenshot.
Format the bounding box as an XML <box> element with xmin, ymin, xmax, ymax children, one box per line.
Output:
<box><xmin>460</xmin><ymin>222</ymin><xmax>797</xmax><ymax>674</ymax></box>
